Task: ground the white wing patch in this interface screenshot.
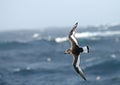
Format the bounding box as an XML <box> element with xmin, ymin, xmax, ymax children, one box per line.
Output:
<box><xmin>71</xmin><ymin>35</ymin><xmax>78</xmax><ymax>45</ymax></box>
<box><xmin>76</xmin><ymin>55</ymin><xmax>84</xmax><ymax>74</ymax></box>
<box><xmin>76</xmin><ymin>55</ymin><xmax>80</xmax><ymax>67</ymax></box>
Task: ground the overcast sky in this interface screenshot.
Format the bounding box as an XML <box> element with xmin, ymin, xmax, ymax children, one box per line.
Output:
<box><xmin>0</xmin><ymin>0</ymin><xmax>120</xmax><ymax>31</ymax></box>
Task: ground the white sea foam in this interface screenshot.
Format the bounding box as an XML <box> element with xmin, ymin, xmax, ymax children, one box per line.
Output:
<box><xmin>55</xmin><ymin>31</ymin><xmax>120</xmax><ymax>43</ymax></box>
<box><xmin>14</xmin><ymin>68</ymin><xmax>21</xmax><ymax>72</ymax></box>
<box><xmin>55</xmin><ymin>37</ymin><xmax>68</xmax><ymax>43</ymax></box>
<box><xmin>96</xmin><ymin>76</ymin><xmax>101</xmax><ymax>80</ymax></box>
<box><xmin>26</xmin><ymin>66</ymin><xmax>32</xmax><ymax>70</ymax></box>
<box><xmin>32</xmin><ymin>33</ymin><xmax>41</xmax><ymax>40</ymax></box>
<box><xmin>32</xmin><ymin>33</ymin><xmax>40</xmax><ymax>38</ymax></box>
<box><xmin>75</xmin><ymin>31</ymin><xmax>120</xmax><ymax>38</ymax></box>
<box><xmin>110</xmin><ymin>54</ymin><xmax>116</xmax><ymax>59</ymax></box>
<box><xmin>47</xmin><ymin>57</ymin><xmax>52</xmax><ymax>62</ymax></box>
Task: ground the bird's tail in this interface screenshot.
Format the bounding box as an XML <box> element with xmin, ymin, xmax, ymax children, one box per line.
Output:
<box><xmin>82</xmin><ymin>46</ymin><xmax>89</xmax><ymax>53</ymax></box>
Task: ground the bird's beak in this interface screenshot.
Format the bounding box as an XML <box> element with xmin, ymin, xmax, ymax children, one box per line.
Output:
<box><xmin>64</xmin><ymin>51</ymin><xmax>67</xmax><ymax>54</ymax></box>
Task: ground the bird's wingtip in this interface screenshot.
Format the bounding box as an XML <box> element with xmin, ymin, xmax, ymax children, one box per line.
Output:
<box><xmin>84</xmin><ymin>77</ymin><xmax>87</xmax><ymax>81</ymax></box>
<box><xmin>75</xmin><ymin>22</ymin><xmax>78</xmax><ymax>25</ymax></box>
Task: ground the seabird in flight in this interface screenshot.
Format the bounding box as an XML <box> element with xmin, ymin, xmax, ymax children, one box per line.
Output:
<box><xmin>64</xmin><ymin>22</ymin><xmax>89</xmax><ymax>80</ymax></box>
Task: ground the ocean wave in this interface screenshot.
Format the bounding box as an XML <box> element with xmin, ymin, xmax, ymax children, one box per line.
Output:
<box><xmin>55</xmin><ymin>31</ymin><xmax>120</xmax><ymax>43</ymax></box>
<box><xmin>0</xmin><ymin>41</ymin><xmax>30</xmax><ymax>50</ymax></box>
<box><xmin>12</xmin><ymin>62</ymin><xmax>67</xmax><ymax>75</ymax></box>
<box><xmin>0</xmin><ymin>30</ymin><xmax>120</xmax><ymax>48</ymax></box>
<box><xmin>0</xmin><ymin>38</ymin><xmax>55</xmax><ymax>50</ymax></box>
<box><xmin>12</xmin><ymin>67</ymin><xmax>38</xmax><ymax>76</ymax></box>
<box><xmin>85</xmin><ymin>59</ymin><xmax>120</xmax><ymax>75</ymax></box>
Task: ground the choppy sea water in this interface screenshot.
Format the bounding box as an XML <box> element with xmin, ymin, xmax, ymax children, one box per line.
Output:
<box><xmin>0</xmin><ymin>25</ymin><xmax>120</xmax><ymax>85</ymax></box>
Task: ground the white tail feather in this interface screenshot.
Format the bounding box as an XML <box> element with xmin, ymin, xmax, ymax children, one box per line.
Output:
<box><xmin>82</xmin><ymin>46</ymin><xmax>89</xmax><ymax>53</ymax></box>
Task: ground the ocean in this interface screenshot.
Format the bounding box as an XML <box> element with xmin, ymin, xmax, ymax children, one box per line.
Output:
<box><xmin>0</xmin><ymin>25</ymin><xmax>120</xmax><ymax>85</ymax></box>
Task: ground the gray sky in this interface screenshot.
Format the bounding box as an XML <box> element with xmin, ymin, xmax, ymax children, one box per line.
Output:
<box><xmin>0</xmin><ymin>0</ymin><xmax>120</xmax><ymax>31</ymax></box>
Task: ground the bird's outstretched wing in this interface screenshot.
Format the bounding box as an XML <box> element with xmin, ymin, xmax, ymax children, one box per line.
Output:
<box><xmin>68</xmin><ymin>22</ymin><xmax>79</xmax><ymax>47</ymax></box>
<box><xmin>73</xmin><ymin>55</ymin><xmax>87</xmax><ymax>80</ymax></box>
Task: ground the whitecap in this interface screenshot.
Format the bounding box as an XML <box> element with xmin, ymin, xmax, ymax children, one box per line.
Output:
<box><xmin>55</xmin><ymin>37</ymin><xmax>68</xmax><ymax>43</ymax></box>
<box><xmin>75</xmin><ymin>31</ymin><xmax>120</xmax><ymax>38</ymax></box>
<box><xmin>110</xmin><ymin>54</ymin><xmax>116</xmax><ymax>59</ymax></box>
<box><xmin>26</xmin><ymin>66</ymin><xmax>32</xmax><ymax>70</ymax></box>
<box><xmin>32</xmin><ymin>33</ymin><xmax>41</xmax><ymax>40</ymax></box>
<box><xmin>47</xmin><ymin>57</ymin><xmax>52</xmax><ymax>62</ymax></box>
<box><xmin>33</xmin><ymin>33</ymin><xmax>39</xmax><ymax>38</ymax></box>
<box><xmin>96</xmin><ymin>76</ymin><xmax>101</xmax><ymax>80</ymax></box>
<box><xmin>13</xmin><ymin>68</ymin><xmax>21</xmax><ymax>72</ymax></box>
<box><xmin>55</xmin><ymin>31</ymin><xmax>120</xmax><ymax>43</ymax></box>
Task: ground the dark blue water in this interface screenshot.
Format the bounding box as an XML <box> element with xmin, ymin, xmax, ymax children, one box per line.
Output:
<box><xmin>0</xmin><ymin>25</ymin><xmax>120</xmax><ymax>85</ymax></box>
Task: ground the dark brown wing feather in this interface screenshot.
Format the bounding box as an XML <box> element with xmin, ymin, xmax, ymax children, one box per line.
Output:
<box><xmin>73</xmin><ymin>55</ymin><xmax>87</xmax><ymax>80</ymax></box>
<box><xmin>68</xmin><ymin>22</ymin><xmax>78</xmax><ymax>47</ymax></box>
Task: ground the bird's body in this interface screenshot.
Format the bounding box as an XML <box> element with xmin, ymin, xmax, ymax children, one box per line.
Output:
<box><xmin>64</xmin><ymin>22</ymin><xmax>89</xmax><ymax>80</ymax></box>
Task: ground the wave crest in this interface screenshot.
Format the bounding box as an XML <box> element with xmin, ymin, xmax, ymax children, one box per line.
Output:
<box><xmin>55</xmin><ymin>31</ymin><xmax>120</xmax><ymax>43</ymax></box>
